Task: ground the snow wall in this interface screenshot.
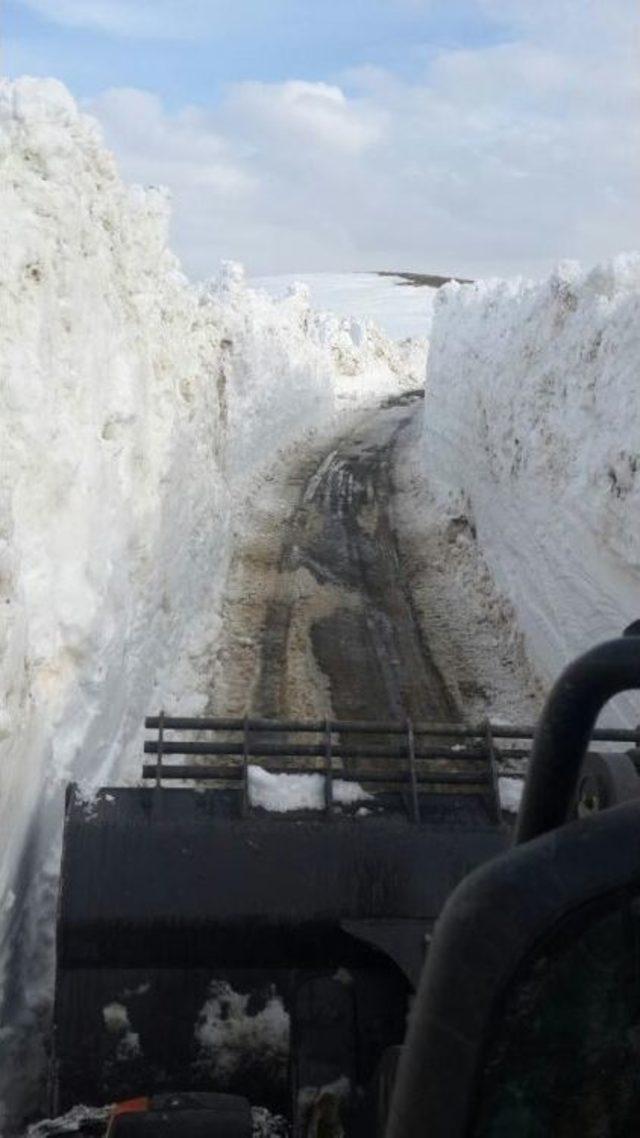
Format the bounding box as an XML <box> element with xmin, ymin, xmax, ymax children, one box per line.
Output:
<box><xmin>423</xmin><ymin>255</ymin><xmax>640</xmax><ymax>724</ymax></box>
<box><xmin>0</xmin><ymin>76</ymin><xmax>420</xmax><ymax>1124</ymax></box>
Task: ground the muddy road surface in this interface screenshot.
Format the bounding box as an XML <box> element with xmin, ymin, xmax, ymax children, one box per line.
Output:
<box><xmin>215</xmin><ymin>392</ymin><xmax>500</xmax><ymax>826</ymax></box>
<box><xmin>253</xmin><ymin>393</ymin><xmax>456</xmax><ymax>724</ymax></box>
<box><xmin>219</xmin><ymin>393</ymin><xmax>458</xmax><ymax>729</ymax></box>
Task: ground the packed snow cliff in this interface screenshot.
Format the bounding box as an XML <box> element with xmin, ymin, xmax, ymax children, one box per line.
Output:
<box><xmin>423</xmin><ymin>255</ymin><xmax>640</xmax><ymax>725</ymax></box>
<box><xmin>0</xmin><ymin>76</ymin><xmax>420</xmax><ymax>1128</ymax></box>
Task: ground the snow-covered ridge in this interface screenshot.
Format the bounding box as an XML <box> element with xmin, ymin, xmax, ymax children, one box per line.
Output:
<box><xmin>0</xmin><ymin>76</ymin><xmax>419</xmax><ymax>1121</ymax></box>
<box><xmin>423</xmin><ymin>254</ymin><xmax>640</xmax><ymax>724</ymax></box>
<box><xmin>254</xmin><ymin>272</ymin><xmax>437</xmax><ymax>342</ymax></box>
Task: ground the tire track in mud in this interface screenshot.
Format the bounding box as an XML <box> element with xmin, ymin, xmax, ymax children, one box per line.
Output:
<box><xmin>251</xmin><ymin>393</ymin><xmax>457</xmax><ymax>726</ymax></box>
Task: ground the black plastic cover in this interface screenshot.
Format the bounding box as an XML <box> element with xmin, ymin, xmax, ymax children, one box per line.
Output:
<box><xmin>386</xmin><ymin>799</ymin><xmax>640</xmax><ymax>1138</ymax></box>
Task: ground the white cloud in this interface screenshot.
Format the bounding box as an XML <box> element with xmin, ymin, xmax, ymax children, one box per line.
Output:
<box><xmin>21</xmin><ymin>0</ymin><xmax>216</xmax><ymax>38</ymax></box>
<box><xmin>88</xmin><ymin>1</ymin><xmax>640</xmax><ymax>279</ymax></box>
<box><xmin>91</xmin><ymin>89</ymin><xmax>252</xmax><ymax>194</ymax></box>
<box><xmin>224</xmin><ymin>81</ymin><xmax>385</xmax><ymax>156</ymax></box>
<box><xmin>20</xmin><ymin>0</ymin><xmax>386</xmax><ymax>40</ymax></box>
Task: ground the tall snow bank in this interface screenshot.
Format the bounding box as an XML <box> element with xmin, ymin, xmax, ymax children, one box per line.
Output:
<box><xmin>208</xmin><ymin>268</ymin><xmax>423</xmax><ymax>478</ymax></box>
<box><xmin>423</xmin><ymin>255</ymin><xmax>640</xmax><ymax>723</ymax></box>
<box><xmin>0</xmin><ymin>77</ymin><xmax>414</xmax><ymax>1128</ymax></box>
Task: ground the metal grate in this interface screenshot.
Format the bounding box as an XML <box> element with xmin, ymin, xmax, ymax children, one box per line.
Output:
<box><xmin>142</xmin><ymin>714</ymin><xmax>640</xmax><ymax>823</ymax></box>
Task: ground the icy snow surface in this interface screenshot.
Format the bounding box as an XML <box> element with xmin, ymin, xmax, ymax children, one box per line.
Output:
<box><xmin>0</xmin><ymin>77</ymin><xmax>421</xmax><ymax>1131</ymax></box>
<box><xmin>423</xmin><ymin>255</ymin><xmax>640</xmax><ymax>726</ymax></box>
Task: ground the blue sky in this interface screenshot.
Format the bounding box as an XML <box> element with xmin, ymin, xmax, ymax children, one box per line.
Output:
<box><xmin>3</xmin><ymin>1</ymin><xmax>639</xmax><ymax>279</ymax></box>
<box><xmin>5</xmin><ymin>1</ymin><xmax>505</xmax><ymax>102</ymax></box>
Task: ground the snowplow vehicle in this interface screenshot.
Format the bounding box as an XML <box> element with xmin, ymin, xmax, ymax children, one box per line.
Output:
<box><xmin>50</xmin><ymin>637</ymin><xmax>640</xmax><ymax>1136</ymax></box>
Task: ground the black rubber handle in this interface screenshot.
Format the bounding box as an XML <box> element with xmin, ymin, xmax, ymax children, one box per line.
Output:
<box><xmin>515</xmin><ymin>637</ymin><xmax>640</xmax><ymax>845</ymax></box>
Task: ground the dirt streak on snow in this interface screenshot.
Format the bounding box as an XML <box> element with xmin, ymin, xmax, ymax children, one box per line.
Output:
<box><xmin>393</xmin><ymin>409</ymin><xmax>544</xmax><ymax>727</ymax></box>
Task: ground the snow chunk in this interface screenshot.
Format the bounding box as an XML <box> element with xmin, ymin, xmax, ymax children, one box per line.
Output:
<box><xmin>102</xmin><ymin>1001</ymin><xmax>141</xmax><ymax>1059</ymax></box>
<box><xmin>27</xmin><ymin>1105</ymin><xmax>111</xmax><ymax>1136</ymax></box>
<box><xmin>248</xmin><ymin>765</ymin><xmax>372</xmax><ymax>811</ymax></box>
<box><xmin>102</xmin><ymin>1001</ymin><xmax>130</xmax><ymax>1033</ymax></box>
<box><xmin>335</xmin><ymin>780</ymin><xmax>373</xmax><ymax>806</ymax></box>
<box><xmin>116</xmin><ymin>1031</ymin><xmax>142</xmax><ymax>1061</ymax></box>
<box><xmin>499</xmin><ymin>776</ymin><xmax>525</xmax><ymax>814</ymax></box>
<box><xmin>251</xmin><ymin>1107</ymin><xmax>289</xmax><ymax>1137</ymax></box>
<box><xmin>298</xmin><ymin>1076</ymin><xmax>351</xmax><ymax>1134</ymax></box>
<box><xmin>196</xmin><ymin>980</ymin><xmax>290</xmax><ymax>1083</ymax></box>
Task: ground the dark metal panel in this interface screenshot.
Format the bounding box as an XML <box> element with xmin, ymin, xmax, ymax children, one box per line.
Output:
<box><xmin>58</xmin><ymin>788</ymin><xmax>506</xmax><ymax>970</ymax></box>
<box><xmin>341</xmin><ymin>919</ymin><xmax>431</xmax><ymax>986</ymax></box>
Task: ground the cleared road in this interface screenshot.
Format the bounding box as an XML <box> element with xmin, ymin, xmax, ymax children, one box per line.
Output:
<box><xmin>253</xmin><ymin>392</ymin><xmax>457</xmax><ymax>726</ymax></box>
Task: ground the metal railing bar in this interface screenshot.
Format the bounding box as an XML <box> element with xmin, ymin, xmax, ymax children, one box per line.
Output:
<box><xmin>242</xmin><ymin>715</ymin><xmax>250</xmax><ymax>818</ymax></box>
<box><xmin>325</xmin><ymin>718</ymin><xmax>334</xmax><ymax>816</ymax></box>
<box><xmin>155</xmin><ymin>709</ymin><xmax>164</xmax><ymax>790</ymax></box>
<box><xmin>484</xmin><ymin>718</ymin><xmax>501</xmax><ymax>824</ymax></box>
<box><xmin>141</xmin><ymin>764</ymin><xmax>491</xmax><ymax>785</ymax></box>
<box><xmin>144</xmin><ymin>715</ymin><xmax>640</xmax><ymax>745</ymax></box>
<box><xmin>407</xmin><ymin>718</ymin><xmax>419</xmax><ymax>823</ymax></box>
<box><xmin>143</xmin><ymin>740</ymin><xmax>494</xmax><ymax>760</ymax></box>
